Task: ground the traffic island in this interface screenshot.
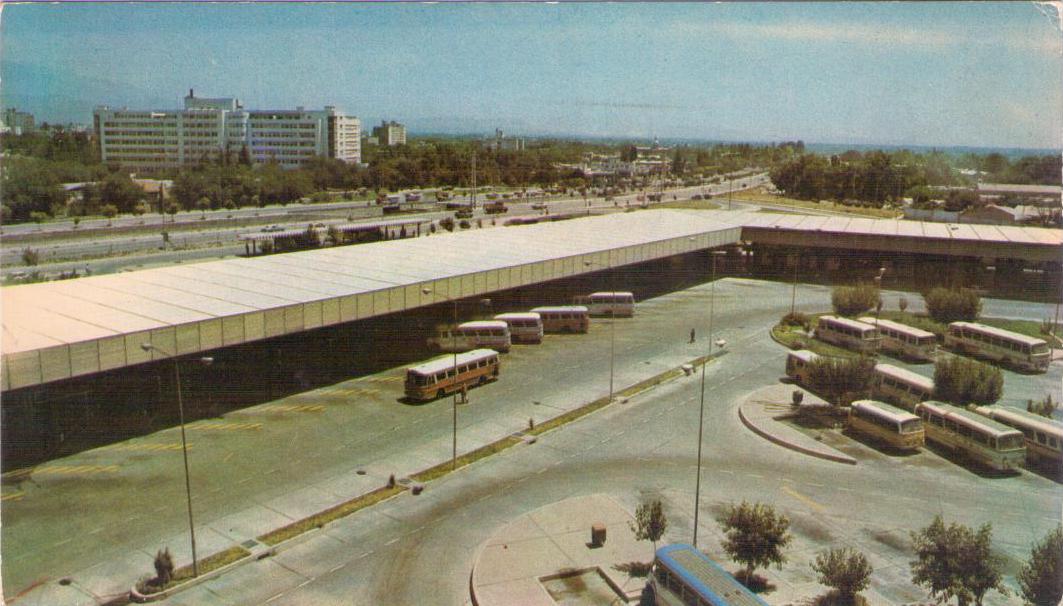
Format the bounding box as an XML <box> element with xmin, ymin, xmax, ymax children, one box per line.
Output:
<box><xmin>738</xmin><ymin>384</ymin><xmax>857</xmax><ymax>465</ymax></box>
<box><xmin>470</xmin><ymin>494</ymin><xmax>650</xmax><ymax>606</ymax></box>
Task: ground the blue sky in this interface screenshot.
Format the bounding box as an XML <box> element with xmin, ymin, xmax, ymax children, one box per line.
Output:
<box><xmin>2</xmin><ymin>2</ymin><xmax>1060</xmax><ymax>149</ymax></box>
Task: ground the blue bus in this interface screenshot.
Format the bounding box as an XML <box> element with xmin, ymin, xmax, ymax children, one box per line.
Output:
<box><xmin>650</xmin><ymin>544</ymin><xmax>769</xmax><ymax>606</ymax></box>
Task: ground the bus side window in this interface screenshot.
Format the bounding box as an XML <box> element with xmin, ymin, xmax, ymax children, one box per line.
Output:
<box><xmin>1037</xmin><ymin>432</ymin><xmax>1047</xmax><ymax>445</ymax></box>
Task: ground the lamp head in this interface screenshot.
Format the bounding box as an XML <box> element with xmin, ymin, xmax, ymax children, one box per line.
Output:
<box><xmin>140</xmin><ymin>343</ymin><xmax>154</xmax><ymax>353</ymax></box>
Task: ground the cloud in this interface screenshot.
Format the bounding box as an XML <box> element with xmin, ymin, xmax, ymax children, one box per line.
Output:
<box><xmin>680</xmin><ymin>20</ymin><xmax>1061</xmax><ymax>56</ymax></box>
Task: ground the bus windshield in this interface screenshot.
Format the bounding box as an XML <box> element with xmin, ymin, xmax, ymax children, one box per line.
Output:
<box><xmin>899</xmin><ymin>419</ymin><xmax>922</xmax><ymax>434</ymax></box>
<box><xmin>997</xmin><ymin>434</ymin><xmax>1024</xmax><ymax>451</ymax></box>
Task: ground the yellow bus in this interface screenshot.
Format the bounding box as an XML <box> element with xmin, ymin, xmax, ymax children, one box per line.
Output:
<box><xmin>858</xmin><ymin>317</ymin><xmax>937</xmax><ymax>362</ymax></box>
<box><xmin>785</xmin><ymin>350</ymin><xmax>820</xmax><ymax>385</ymax></box>
<box><xmin>573</xmin><ymin>291</ymin><xmax>636</xmax><ymax>317</ymax></box>
<box><xmin>915</xmin><ymin>401</ymin><xmax>1026</xmax><ymax>472</ymax></box>
<box><xmin>871</xmin><ymin>363</ymin><xmax>934</xmax><ymax>410</ymax></box>
<box><xmin>404</xmin><ymin>349</ymin><xmax>500</xmax><ymax>402</ymax></box>
<box><xmin>530</xmin><ymin>306</ymin><xmax>590</xmax><ymax>333</ymax></box>
<box><xmin>848</xmin><ymin>399</ymin><xmax>925</xmax><ymax>451</ymax></box>
<box><xmin>945</xmin><ymin>322</ymin><xmax>1051</xmax><ymax>372</ymax></box>
<box><xmin>814</xmin><ymin>316</ymin><xmax>881</xmax><ymax>353</ymax></box>
<box><xmin>493</xmin><ymin>312</ymin><xmax>544</xmax><ymax>344</ymax></box>
<box><xmin>973</xmin><ymin>405</ymin><xmax>1062</xmax><ymax>469</ymax></box>
<box><xmin>427</xmin><ymin>320</ymin><xmax>512</xmax><ymax>353</ymax></box>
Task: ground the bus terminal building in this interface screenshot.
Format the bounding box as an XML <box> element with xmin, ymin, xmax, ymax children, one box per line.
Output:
<box><xmin>2</xmin><ymin>209</ymin><xmax>1060</xmax><ymax>467</ymax></box>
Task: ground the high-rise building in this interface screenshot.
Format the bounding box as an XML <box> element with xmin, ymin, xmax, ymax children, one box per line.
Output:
<box><xmin>484</xmin><ymin>128</ymin><xmax>525</xmax><ymax>152</ymax></box>
<box><xmin>2</xmin><ymin>108</ymin><xmax>36</xmax><ymax>135</ymax></box>
<box><xmin>371</xmin><ymin>120</ymin><xmax>406</xmax><ymax>146</ymax></box>
<box><xmin>93</xmin><ymin>90</ymin><xmax>361</xmax><ymax>171</ymax></box>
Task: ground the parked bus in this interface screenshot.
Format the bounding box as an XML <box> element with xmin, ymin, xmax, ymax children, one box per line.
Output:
<box><xmin>814</xmin><ymin>316</ymin><xmax>881</xmax><ymax>353</ymax></box>
<box><xmin>650</xmin><ymin>544</ymin><xmax>769</xmax><ymax>606</ymax></box>
<box><xmin>871</xmin><ymin>364</ymin><xmax>934</xmax><ymax>410</ymax></box>
<box><xmin>915</xmin><ymin>401</ymin><xmax>1026</xmax><ymax>472</ymax></box>
<box><xmin>530</xmin><ymin>306</ymin><xmax>590</xmax><ymax>333</ymax></box>
<box><xmin>404</xmin><ymin>349</ymin><xmax>500</xmax><ymax>402</ymax></box>
<box><xmin>484</xmin><ymin>201</ymin><xmax>508</xmax><ymax>214</ymax></box>
<box><xmin>405</xmin><ymin>192</ymin><xmax>422</xmax><ymax>203</ymax></box>
<box><xmin>573</xmin><ymin>291</ymin><xmax>636</xmax><ymax>317</ymax></box>
<box><xmin>858</xmin><ymin>317</ymin><xmax>937</xmax><ymax>362</ymax></box>
<box><xmin>427</xmin><ymin>320</ymin><xmax>512</xmax><ymax>353</ymax></box>
<box><xmin>944</xmin><ymin>321</ymin><xmax>1051</xmax><ymax>372</ymax></box>
<box><xmin>848</xmin><ymin>399</ymin><xmax>925</xmax><ymax>451</ymax></box>
<box><xmin>493</xmin><ymin>312</ymin><xmax>544</xmax><ymax>344</ymax></box>
<box><xmin>973</xmin><ymin>405</ymin><xmax>1063</xmax><ymax>468</ymax></box>
<box><xmin>785</xmin><ymin>350</ymin><xmax>820</xmax><ymax>385</ymax></box>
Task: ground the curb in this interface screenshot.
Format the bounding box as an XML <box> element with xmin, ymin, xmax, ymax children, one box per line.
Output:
<box><xmin>128</xmin><ymin>548</ymin><xmax>257</xmax><ymax>603</ymax></box>
<box><xmin>738</xmin><ymin>404</ymin><xmax>856</xmax><ymax>465</ymax></box>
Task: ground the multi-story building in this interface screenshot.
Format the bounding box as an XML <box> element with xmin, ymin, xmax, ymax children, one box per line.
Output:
<box><xmin>93</xmin><ymin>90</ymin><xmax>361</xmax><ymax>171</ymax></box>
<box><xmin>371</xmin><ymin>120</ymin><xmax>406</xmax><ymax>146</ymax></box>
<box><xmin>484</xmin><ymin>128</ymin><xmax>525</xmax><ymax>152</ymax></box>
<box><xmin>2</xmin><ymin>108</ymin><xmax>36</xmax><ymax>135</ymax></box>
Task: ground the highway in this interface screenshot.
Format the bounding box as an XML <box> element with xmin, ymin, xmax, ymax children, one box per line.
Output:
<box><xmin>3</xmin><ymin>278</ymin><xmax>1057</xmax><ymax>604</ymax></box>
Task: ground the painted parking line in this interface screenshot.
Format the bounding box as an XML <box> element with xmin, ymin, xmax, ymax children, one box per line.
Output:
<box><xmin>187</xmin><ymin>421</ymin><xmax>263</xmax><ymax>431</ymax></box>
<box><xmin>364</xmin><ymin>375</ymin><xmax>404</xmax><ymax>384</ymax></box>
<box><xmin>1</xmin><ymin>491</ymin><xmax>25</xmax><ymax>502</ymax></box>
<box><xmin>781</xmin><ymin>485</ymin><xmax>826</xmax><ymax>514</ymax></box>
<box><xmin>234</xmin><ymin>404</ymin><xmax>326</xmax><ymax>415</ymax></box>
<box><xmin>7</xmin><ymin>464</ymin><xmax>121</xmax><ymax>478</ymax></box>
<box><xmin>100</xmin><ymin>442</ymin><xmax>188</xmax><ymax>453</ymax></box>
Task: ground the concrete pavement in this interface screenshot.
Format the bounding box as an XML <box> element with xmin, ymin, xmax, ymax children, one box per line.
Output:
<box><xmin>738</xmin><ymin>384</ymin><xmax>857</xmax><ymax>465</ymax></box>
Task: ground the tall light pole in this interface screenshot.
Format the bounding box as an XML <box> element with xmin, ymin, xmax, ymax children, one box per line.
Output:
<box><xmin>423</xmin><ymin>287</ymin><xmax>460</xmax><ymax>470</ymax></box>
<box><xmin>692</xmin><ymin>251</ymin><xmax>724</xmax><ymax>548</ymax></box>
<box><xmin>874</xmin><ymin>266</ymin><xmax>886</xmax><ymax>320</ymax></box>
<box><xmin>140</xmin><ymin>343</ymin><xmax>212</xmax><ymax>578</ymax></box>
<box><xmin>790</xmin><ymin>254</ymin><xmax>799</xmax><ymax>316</ymax></box>
<box><xmin>584</xmin><ymin>256</ymin><xmax>616</xmax><ymax>403</ymax></box>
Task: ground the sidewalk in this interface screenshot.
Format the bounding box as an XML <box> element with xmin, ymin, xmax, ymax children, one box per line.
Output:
<box><xmin>738</xmin><ymin>384</ymin><xmax>857</xmax><ymax>465</ymax></box>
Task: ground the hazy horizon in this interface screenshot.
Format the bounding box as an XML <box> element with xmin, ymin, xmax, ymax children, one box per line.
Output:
<box><xmin>3</xmin><ymin>2</ymin><xmax>1061</xmax><ymax>151</ymax></box>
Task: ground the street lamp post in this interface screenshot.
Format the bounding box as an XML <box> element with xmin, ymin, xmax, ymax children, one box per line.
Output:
<box><xmin>140</xmin><ymin>343</ymin><xmax>212</xmax><ymax>578</ymax></box>
<box><xmin>584</xmin><ymin>257</ymin><xmax>616</xmax><ymax>403</ymax></box>
<box><xmin>790</xmin><ymin>254</ymin><xmax>799</xmax><ymax>316</ymax></box>
<box><xmin>692</xmin><ymin>252</ymin><xmax>723</xmax><ymax>548</ymax></box>
<box><xmin>874</xmin><ymin>266</ymin><xmax>886</xmax><ymax>320</ymax></box>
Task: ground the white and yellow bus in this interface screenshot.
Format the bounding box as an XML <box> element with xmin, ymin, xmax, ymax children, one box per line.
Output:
<box><xmin>650</xmin><ymin>544</ymin><xmax>769</xmax><ymax>606</ymax></box>
<box><xmin>973</xmin><ymin>405</ymin><xmax>1063</xmax><ymax>468</ymax></box>
<box><xmin>493</xmin><ymin>312</ymin><xmax>544</xmax><ymax>344</ymax></box>
<box><xmin>573</xmin><ymin>291</ymin><xmax>636</xmax><ymax>317</ymax></box>
<box><xmin>944</xmin><ymin>321</ymin><xmax>1051</xmax><ymax>372</ymax></box>
<box><xmin>871</xmin><ymin>363</ymin><xmax>934</xmax><ymax>410</ymax></box>
<box><xmin>427</xmin><ymin>320</ymin><xmax>511</xmax><ymax>353</ymax></box>
<box><xmin>848</xmin><ymin>399</ymin><xmax>925</xmax><ymax>451</ymax></box>
<box><xmin>915</xmin><ymin>401</ymin><xmax>1026</xmax><ymax>472</ymax></box>
<box><xmin>785</xmin><ymin>350</ymin><xmax>820</xmax><ymax>385</ymax></box>
<box><xmin>404</xmin><ymin>349</ymin><xmax>500</xmax><ymax>402</ymax></box>
<box><xmin>858</xmin><ymin>317</ymin><xmax>937</xmax><ymax>362</ymax></box>
<box><xmin>814</xmin><ymin>315</ymin><xmax>881</xmax><ymax>353</ymax></box>
<box><xmin>530</xmin><ymin>306</ymin><xmax>590</xmax><ymax>333</ymax></box>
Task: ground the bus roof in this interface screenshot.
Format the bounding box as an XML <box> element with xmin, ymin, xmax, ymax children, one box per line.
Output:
<box><xmin>588</xmin><ymin>291</ymin><xmax>634</xmax><ymax>298</ymax></box>
<box><xmin>858</xmin><ymin>317</ymin><xmax>935</xmax><ymax>339</ymax></box>
<box><xmin>851</xmin><ymin>399</ymin><xmax>920</xmax><ymax>424</ymax></box>
<box><xmin>655</xmin><ymin>544</ymin><xmax>769</xmax><ymax>606</ymax></box>
<box><xmin>530</xmin><ymin>306</ymin><xmax>589</xmax><ymax>313</ymax></box>
<box><xmin>493</xmin><ymin>312</ymin><xmax>541</xmax><ymax>321</ymax></box>
<box><xmin>973</xmin><ymin>406</ymin><xmax>1063</xmax><ymax>438</ymax></box>
<box><xmin>457</xmin><ymin>320</ymin><xmax>509</xmax><ymax>330</ymax></box>
<box><xmin>917</xmin><ymin>401</ymin><xmax>1024</xmax><ymax>438</ymax></box>
<box><xmin>407</xmin><ymin>349</ymin><xmax>498</xmax><ymax>375</ymax></box>
<box><xmin>949</xmin><ymin>322</ymin><xmax>1048</xmax><ymax>347</ymax></box>
<box><xmin>873</xmin><ymin>363</ymin><xmax>935</xmax><ymax>389</ymax></box>
<box><xmin>819</xmin><ymin>315</ymin><xmax>878</xmax><ymax>333</ymax></box>
<box><xmin>788</xmin><ymin>349</ymin><xmax>819</xmax><ymax>362</ymax></box>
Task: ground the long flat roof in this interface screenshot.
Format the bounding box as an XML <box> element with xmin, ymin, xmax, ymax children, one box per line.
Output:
<box><xmin>3</xmin><ymin>208</ymin><xmax>1060</xmax><ymax>391</ymax></box>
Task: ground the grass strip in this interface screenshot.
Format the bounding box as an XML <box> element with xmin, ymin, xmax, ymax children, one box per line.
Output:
<box><xmin>137</xmin><ymin>545</ymin><xmax>250</xmax><ymax>595</ymax></box>
<box><xmin>656</xmin><ymin>200</ymin><xmax>722</xmax><ymax>210</ymax></box>
<box><xmin>411</xmin><ymin>436</ymin><xmax>523</xmax><ymax>483</ymax></box>
<box><xmin>771</xmin><ymin>323</ymin><xmax>858</xmax><ymax>359</ymax></box>
<box><xmin>258</xmin><ymin>485</ymin><xmax>405</xmax><ymax>546</ymax></box>
<box><xmin>732</xmin><ymin>189</ymin><xmax>901</xmax><ymax>219</ymax></box>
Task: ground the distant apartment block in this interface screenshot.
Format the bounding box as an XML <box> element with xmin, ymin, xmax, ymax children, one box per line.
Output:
<box><xmin>2</xmin><ymin>108</ymin><xmax>36</xmax><ymax>135</ymax></box>
<box><xmin>485</xmin><ymin>128</ymin><xmax>525</xmax><ymax>152</ymax></box>
<box><xmin>93</xmin><ymin>90</ymin><xmax>361</xmax><ymax>171</ymax></box>
<box><xmin>371</xmin><ymin>120</ymin><xmax>406</xmax><ymax>146</ymax></box>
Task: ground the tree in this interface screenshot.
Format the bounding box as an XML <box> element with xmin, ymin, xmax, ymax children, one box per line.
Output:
<box><xmin>630</xmin><ymin>499</ymin><xmax>668</xmax><ymax>555</ymax></box>
<box><xmin>831</xmin><ymin>285</ymin><xmax>880</xmax><ymax>317</ymax></box>
<box><xmin>717</xmin><ymin>501</ymin><xmax>792</xmax><ymax>585</ymax></box>
<box><xmin>620</xmin><ymin>144</ymin><xmax>638</xmax><ymax>162</ymax></box>
<box><xmin>1028</xmin><ymin>395</ymin><xmax>1058</xmax><ymax>418</ymax></box>
<box><xmin>99</xmin><ymin>172</ymin><xmax>145</xmax><ymax>213</ymax></box>
<box><xmin>153</xmin><ymin>547</ymin><xmax>175</xmax><ymax>587</ymax></box>
<box><xmin>943</xmin><ymin>190</ymin><xmax>982</xmax><ymax>212</ymax></box>
<box><xmin>898</xmin><ymin>296</ymin><xmax>909</xmax><ymax>313</ymax></box>
<box><xmin>811</xmin><ymin>547</ymin><xmax>872</xmax><ymax>605</ymax></box>
<box><xmin>1019</xmin><ymin>525</ymin><xmax>1063</xmax><ymax>606</ymax></box>
<box><xmin>805</xmin><ymin>356</ymin><xmax>876</xmax><ymax>406</ymax></box>
<box><xmin>933</xmin><ymin>356</ymin><xmax>1003</xmax><ymax>406</ymax></box>
<box><xmin>910</xmin><ymin>516</ymin><xmax>1007</xmax><ymax>606</ymax></box>
<box><xmin>924</xmin><ymin>288</ymin><xmax>981</xmax><ymax>324</ymax></box>
<box><xmin>100</xmin><ymin>204</ymin><xmax>118</xmax><ymax>218</ymax></box>
<box><xmin>21</xmin><ymin>247</ymin><xmax>40</xmax><ymax>266</ymax></box>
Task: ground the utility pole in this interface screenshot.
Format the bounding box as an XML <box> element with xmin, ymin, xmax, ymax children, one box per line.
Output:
<box><xmin>470</xmin><ymin>152</ymin><xmax>477</xmax><ymax>209</ymax></box>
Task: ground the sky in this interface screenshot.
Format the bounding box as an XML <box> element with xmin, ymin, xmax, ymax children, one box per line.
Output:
<box><xmin>2</xmin><ymin>2</ymin><xmax>1061</xmax><ymax>150</ymax></box>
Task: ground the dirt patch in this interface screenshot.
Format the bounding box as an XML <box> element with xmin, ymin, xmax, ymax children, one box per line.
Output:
<box><xmin>866</xmin><ymin>528</ymin><xmax>909</xmax><ymax>554</ymax></box>
<box><xmin>790</xmin><ymin>513</ymin><xmax>834</xmax><ymax>543</ymax></box>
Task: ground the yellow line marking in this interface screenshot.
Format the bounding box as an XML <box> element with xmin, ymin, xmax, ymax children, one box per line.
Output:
<box><xmin>101</xmin><ymin>443</ymin><xmax>187</xmax><ymax>453</ymax></box>
<box><xmin>2</xmin><ymin>492</ymin><xmax>25</xmax><ymax>501</ymax></box>
<box><xmin>235</xmin><ymin>404</ymin><xmax>326</xmax><ymax>415</ymax></box>
<box><xmin>29</xmin><ymin>465</ymin><xmax>120</xmax><ymax>477</ymax></box>
<box><xmin>188</xmin><ymin>422</ymin><xmax>263</xmax><ymax>431</ymax></box>
<box><xmin>781</xmin><ymin>485</ymin><xmax>826</xmax><ymax>514</ymax></box>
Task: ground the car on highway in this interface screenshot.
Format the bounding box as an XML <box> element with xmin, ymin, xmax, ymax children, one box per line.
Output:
<box><xmin>261</xmin><ymin>224</ymin><xmax>285</xmax><ymax>232</ymax></box>
<box><xmin>455</xmin><ymin>208</ymin><xmax>473</xmax><ymax>219</ymax></box>
<box><xmin>531</xmin><ymin>202</ymin><xmax>547</xmax><ymax>210</ymax></box>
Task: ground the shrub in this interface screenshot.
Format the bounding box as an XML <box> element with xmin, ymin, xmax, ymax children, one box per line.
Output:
<box><xmin>933</xmin><ymin>356</ymin><xmax>1003</xmax><ymax>406</ymax></box>
<box><xmin>153</xmin><ymin>548</ymin><xmax>174</xmax><ymax>586</ymax></box>
<box><xmin>791</xmin><ymin>391</ymin><xmax>804</xmax><ymax>407</ymax></box>
<box><xmin>440</xmin><ymin>217</ymin><xmax>455</xmax><ymax>232</ymax></box>
<box><xmin>898</xmin><ymin>296</ymin><xmax>909</xmax><ymax>313</ymax></box>
<box><xmin>100</xmin><ymin>204</ymin><xmax>119</xmax><ymax>218</ymax></box>
<box><xmin>29</xmin><ymin>210</ymin><xmax>50</xmax><ymax>224</ymax></box>
<box><xmin>458</xmin><ymin>219</ymin><xmax>471</xmax><ymax>229</ymax></box>
<box><xmin>924</xmin><ymin>288</ymin><xmax>981</xmax><ymax>324</ymax></box>
<box><xmin>1028</xmin><ymin>395</ymin><xmax>1058</xmax><ymax>418</ymax></box>
<box><xmin>781</xmin><ymin>312</ymin><xmax>811</xmax><ymax>331</ymax></box>
<box><xmin>811</xmin><ymin>548</ymin><xmax>872</xmax><ymax>605</ymax></box>
<box><xmin>831</xmin><ymin>285</ymin><xmax>880</xmax><ymax>317</ymax></box>
<box><xmin>1041</xmin><ymin>318</ymin><xmax>1056</xmax><ymax>336</ymax></box>
<box><xmin>805</xmin><ymin>356</ymin><xmax>876</xmax><ymax>406</ymax></box>
<box><xmin>21</xmin><ymin>247</ymin><xmax>40</xmax><ymax>266</ymax></box>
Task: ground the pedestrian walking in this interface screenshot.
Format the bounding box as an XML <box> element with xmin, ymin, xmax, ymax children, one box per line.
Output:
<box><xmin>689</xmin><ymin>328</ymin><xmax>696</xmax><ymax>343</ymax></box>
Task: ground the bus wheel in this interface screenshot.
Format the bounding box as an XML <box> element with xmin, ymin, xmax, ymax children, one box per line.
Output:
<box><xmin>479</xmin><ymin>375</ymin><xmax>488</xmax><ymax>385</ymax></box>
<box><xmin>436</xmin><ymin>389</ymin><xmax>445</xmax><ymax>399</ymax></box>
